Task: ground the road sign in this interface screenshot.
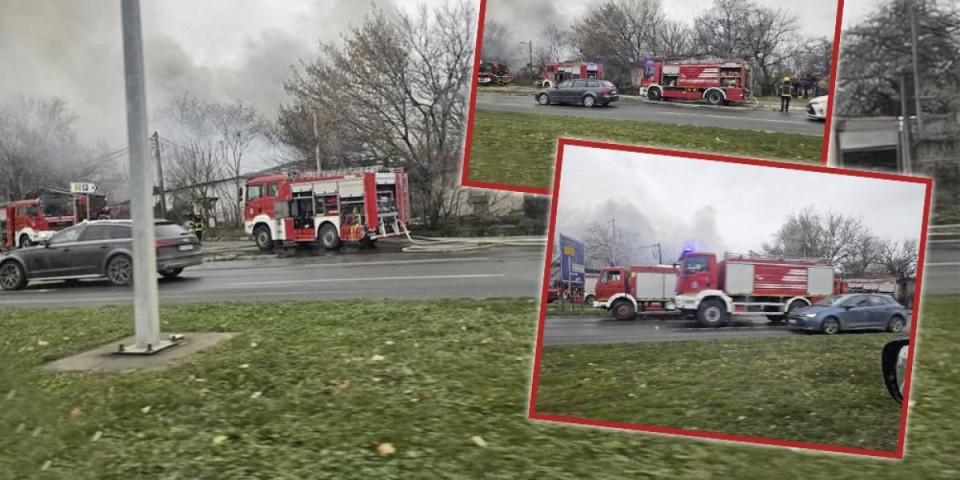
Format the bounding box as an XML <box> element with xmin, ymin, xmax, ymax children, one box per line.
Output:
<box><xmin>69</xmin><ymin>182</ymin><xmax>97</xmax><ymax>194</ymax></box>
<box><xmin>559</xmin><ymin>234</ymin><xmax>585</xmax><ymax>284</ymax></box>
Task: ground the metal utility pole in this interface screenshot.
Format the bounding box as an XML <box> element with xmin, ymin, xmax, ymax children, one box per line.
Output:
<box><xmin>900</xmin><ymin>73</ymin><xmax>914</xmax><ymax>174</ymax></box>
<box><xmin>312</xmin><ymin>110</ymin><xmax>321</xmax><ymax>173</ymax></box>
<box><xmin>120</xmin><ymin>0</ymin><xmax>179</xmax><ymax>354</ymax></box>
<box><xmin>609</xmin><ymin>218</ymin><xmax>618</xmax><ymax>265</ymax></box>
<box><xmin>527</xmin><ymin>40</ymin><xmax>533</xmax><ymax>70</ymax></box>
<box><xmin>910</xmin><ymin>3</ymin><xmax>924</xmax><ymax>139</ymax></box>
<box><xmin>152</xmin><ymin>132</ymin><xmax>167</xmax><ymax>217</ymax></box>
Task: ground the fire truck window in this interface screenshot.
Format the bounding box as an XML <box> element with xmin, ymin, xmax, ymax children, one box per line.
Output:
<box><xmin>586</xmin><ymin>80</ymin><xmax>599</xmax><ymax>88</ymax></box>
<box><xmin>573</xmin><ymin>80</ymin><xmax>587</xmax><ymax>88</ymax></box>
<box><xmin>645</xmin><ymin>64</ymin><xmax>655</xmax><ymax>78</ymax></box>
<box><xmin>247</xmin><ymin>185</ymin><xmax>263</xmax><ymax>201</ymax></box>
<box><xmin>603</xmin><ymin>271</ymin><xmax>621</xmax><ymax>283</ymax></box>
<box><xmin>684</xmin><ymin>257</ymin><xmax>709</xmax><ymax>273</ymax></box>
<box><xmin>266</xmin><ymin>183</ymin><xmax>278</xmax><ymax>197</ymax></box>
<box><xmin>49</xmin><ymin>226</ymin><xmax>84</xmax><ymax>245</ymax></box>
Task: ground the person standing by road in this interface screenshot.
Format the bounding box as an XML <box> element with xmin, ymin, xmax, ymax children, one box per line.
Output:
<box><xmin>779</xmin><ymin>77</ymin><xmax>794</xmax><ymax>112</ymax></box>
<box><xmin>189</xmin><ymin>213</ymin><xmax>204</xmax><ymax>242</ymax></box>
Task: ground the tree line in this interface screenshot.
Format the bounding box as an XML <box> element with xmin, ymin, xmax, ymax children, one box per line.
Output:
<box><xmin>0</xmin><ymin>1</ymin><xmax>485</xmax><ymax>230</ymax></box>
<box><xmin>482</xmin><ymin>0</ymin><xmax>833</xmax><ymax>95</ymax></box>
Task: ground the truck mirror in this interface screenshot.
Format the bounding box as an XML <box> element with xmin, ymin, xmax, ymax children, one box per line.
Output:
<box><xmin>882</xmin><ymin>339</ymin><xmax>909</xmax><ymax>404</ymax></box>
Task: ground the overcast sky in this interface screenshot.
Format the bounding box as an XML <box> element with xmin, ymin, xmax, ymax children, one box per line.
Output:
<box><xmin>0</xmin><ymin>0</ymin><xmax>440</xmax><ymax>171</ymax></box>
<box><xmin>485</xmin><ymin>0</ymin><xmax>841</xmax><ymax>44</ymax></box>
<box><xmin>555</xmin><ymin>145</ymin><xmax>927</xmax><ymax>260</ymax></box>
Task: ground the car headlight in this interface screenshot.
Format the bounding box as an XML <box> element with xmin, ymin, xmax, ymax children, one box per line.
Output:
<box><xmin>804</xmin><ymin>313</ymin><xmax>819</xmax><ymax>318</ymax></box>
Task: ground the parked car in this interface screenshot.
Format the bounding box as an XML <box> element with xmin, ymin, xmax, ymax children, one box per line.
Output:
<box><xmin>806</xmin><ymin>95</ymin><xmax>828</xmax><ymax>121</ymax></box>
<box><xmin>786</xmin><ymin>293</ymin><xmax>908</xmax><ymax>334</ymax></box>
<box><xmin>0</xmin><ymin>220</ymin><xmax>202</xmax><ymax>291</ymax></box>
<box><xmin>535</xmin><ymin>79</ymin><xmax>619</xmax><ymax>107</ymax></box>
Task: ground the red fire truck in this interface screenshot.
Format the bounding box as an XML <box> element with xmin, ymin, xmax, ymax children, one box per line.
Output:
<box><xmin>242</xmin><ymin>166</ymin><xmax>411</xmax><ymax>251</ymax></box>
<box><xmin>674</xmin><ymin>251</ymin><xmax>846</xmax><ymax>327</ymax></box>
<box><xmin>0</xmin><ymin>192</ymin><xmax>105</xmax><ymax>249</ymax></box>
<box><xmin>478</xmin><ymin>61</ymin><xmax>514</xmax><ymax>86</ymax></box>
<box><xmin>638</xmin><ymin>60</ymin><xmax>752</xmax><ymax>106</ymax></box>
<box><xmin>540</xmin><ymin>62</ymin><xmax>604</xmax><ymax>89</ymax></box>
<box><xmin>592</xmin><ymin>265</ymin><xmax>680</xmax><ymax>319</ymax></box>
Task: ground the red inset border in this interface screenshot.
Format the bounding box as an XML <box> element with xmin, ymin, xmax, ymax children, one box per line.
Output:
<box><xmin>527</xmin><ymin>137</ymin><xmax>933</xmax><ymax>460</ymax></box>
<box><xmin>460</xmin><ymin>0</ymin><xmax>847</xmax><ymax>196</ymax></box>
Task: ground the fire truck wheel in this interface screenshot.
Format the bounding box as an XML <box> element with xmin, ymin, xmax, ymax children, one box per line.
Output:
<box><xmin>254</xmin><ymin>225</ymin><xmax>274</xmax><ymax>251</ymax></box>
<box><xmin>706</xmin><ymin>90</ymin><xmax>724</xmax><ymax>106</ymax></box>
<box><xmin>537</xmin><ymin>94</ymin><xmax>551</xmax><ymax>106</ymax></box>
<box><xmin>582</xmin><ymin>95</ymin><xmax>596</xmax><ymax>108</ymax></box>
<box><xmin>0</xmin><ymin>260</ymin><xmax>26</xmax><ymax>291</ymax></box>
<box><xmin>584</xmin><ymin>294</ymin><xmax>596</xmax><ymax>305</ymax></box>
<box><xmin>106</xmin><ymin>255</ymin><xmax>133</xmax><ymax>287</ymax></box>
<box><xmin>611</xmin><ymin>299</ymin><xmax>636</xmax><ymax>321</ymax></box>
<box><xmin>647</xmin><ymin>87</ymin><xmax>662</xmax><ymax>101</ymax></box>
<box><xmin>318</xmin><ymin>223</ymin><xmax>341</xmax><ymax>250</ymax></box>
<box><xmin>821</xmin><ymin>317</ymin><xmax>841</xmax><ymax>335</ymax></box>
<box><xmin>697</xmin><ymin>299</ymin><xmax>727</xmax><ymax>328</ymax></box>
<box><xmin>887</xmin><ymin>315</ymin><xmax>905</xmax><ymax>333</ymax></box>
<box><xmin>19</xmin><ymin>235</ymin><xmax>33</xmax><ymax>248</ymax></box>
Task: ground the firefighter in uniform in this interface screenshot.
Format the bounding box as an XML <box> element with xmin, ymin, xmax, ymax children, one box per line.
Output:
<box><xmin>189</xmin><ymin>214</ymin><xmax>204</xmax><ymax>242</ymax></box>
<box><xmin>779</xmin><ymin>77</ymin><xmax>794</xmax><ymax>113</ymax></box>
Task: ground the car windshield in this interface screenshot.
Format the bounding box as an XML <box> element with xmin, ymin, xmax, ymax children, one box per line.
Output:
<box><xmin>813</xmin><ymin>295</ymin><xmax>846</xmax><ymax>306</ymax></box>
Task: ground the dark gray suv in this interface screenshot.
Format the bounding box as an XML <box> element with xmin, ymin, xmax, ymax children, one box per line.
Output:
<box><xmin>535</xmin><ymin>79</ymin><xmax>619</xmax><ymax>107</ymax></box>
<box><xmin>0</xmin><ymin>220</ymin><xmax>202</xmax><ymax>290</ymax></box>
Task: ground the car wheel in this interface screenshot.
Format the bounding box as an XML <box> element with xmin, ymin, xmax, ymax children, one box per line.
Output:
<box><xmin>537</xmin><ymin>93</ymin><xmax>550</xmax><ymax>106</ymax></box>
<box><xmin>647</xmin><ymin>87</ymin><xmax>662</xmax><ymax>101</ymax></box>
<box><xmin>106</xmin><ymin>255</ymin><xmax>133</xmax><ymax>287</ymax></box>
<box><xmin>582</xmin><ymin>95</ymin><xmax>596</xmax><ymax>108</ymax></box>
<box><xmin>887</xmin><ymin>315</ymin><xmax>905</xmax><ymax>333</ymax></box>
<box><xmin>697</xmin><ymin>299</ymin><xmax>727</xmax><ymax>328</ymax></box>
<box><xmin>160</xmin><ymin>268</ymin><xmax>184</xmax><ymax>279</ymax></box>
<box><xmin>706</xmin><ymin>90</ymin><xmax>724</xmax><ymax>105</ymax></box>
<box><xmin>19</xmin><ymin>234</ymin><xmax>32</xmax><ymax>248</ymax></box>
<box><xmin>611</xmin><ymin>299</ymin><xmax>636</xmax><ymax>321</ymax></box>
<box><xmin>0</xmin><ymin>260</ymin><xmax>27</xmax><ymax>291</ymax></box>
<box><xmin>584</xmin><ymin>294</ymin><xmax>596</xmax><ymax>305</ymax></box>
<box><xmin>254</xmin><ymin>225</ymin><xmax>273</xmax><ymax>251</ymax></box>
<box><xmin>318</xmin><ymin>223</ymin><xmax>341</xmax><ymax>250</ymax></box>
<box><xmin>821</xmin><ymin>317</ymin><xmax>840</xmax><ymax>335</ymax></box>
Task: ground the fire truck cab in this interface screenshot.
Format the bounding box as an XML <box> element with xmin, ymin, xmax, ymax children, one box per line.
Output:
<box><xmin>242</xmin><ymin>166</ymin><xmax>411</xmax><ymax>251</ymax></box>
<box><xmin>540</xmin><ymin>62</ymin><xmax>603</xmax><ymax>89</ymax></box>
<box><xmin>0</xmin><ymin>192</ymin><xmax>105</xmax><ymax>249</ymax></box>
<box><xmin>639</xmin><ymin>60</ymin><xmax>752</xmax><ymax>106</ymax></box>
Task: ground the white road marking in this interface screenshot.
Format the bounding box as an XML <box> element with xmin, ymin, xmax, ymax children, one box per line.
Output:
<box><xmin>222</xmin><ymin>273</ymin><xmax>505</xmax><ymax>287</ymax></box>
<box><xmin>925</xmin><ymin>262</ymin><xmax>960</xmax><ymax>267</ymax></box>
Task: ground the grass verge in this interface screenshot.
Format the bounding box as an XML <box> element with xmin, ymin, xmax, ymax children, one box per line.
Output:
<box><xmin>0</xmin><ymin>296</ymin><xmax>957</xmax><ymax>478</ymax></box>
<box><xmin>467</xmin><ymin>109</ymin><xmax>823</xmax><ymax>190</ymax></box>
<box><xmin>536</xmin><ymin>333</ymin><xmax>904</xmax><ymax>452</ymax></box>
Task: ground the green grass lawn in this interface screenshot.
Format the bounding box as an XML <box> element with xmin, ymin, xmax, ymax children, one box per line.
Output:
<box><xmin>467</xmin><ymin>109</ymin><xmax>823</xmax><ymax>190</ymax></box>
<box><xmin>0</xmin><ymin>296</ymin><xmax>958</xmax><ymax>478</ymax></box>
<box><xmin>536</xmin><ymin>333</ymin><xmax>905</xmax><ymax>452</ymax></box>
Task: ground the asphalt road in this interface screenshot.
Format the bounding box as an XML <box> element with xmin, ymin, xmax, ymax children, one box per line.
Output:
<box><xmin>541</xmin><ymin>314</ymin><xmax>909</xmax><ymax>347</ymax></box>
<box><xmin>476</xmin><ymin>93</ymin><xmax>826</xmax><ymax>136</ymax></box>
<box><xmin>0</xmin><ymin>246</ymin><xmax>544</xmax><ymax>308</ymax></box>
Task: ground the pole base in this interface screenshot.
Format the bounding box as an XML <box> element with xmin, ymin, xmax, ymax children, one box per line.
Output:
<box><xmin>114</xmin><ymin>334</ymin><xmax>185</xmax><ymax>356</ymax></box>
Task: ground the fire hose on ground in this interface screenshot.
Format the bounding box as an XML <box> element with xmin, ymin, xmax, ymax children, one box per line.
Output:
<box><xmin>400</xmin><ymin>228</ymin><xmax>547</xmax><ymax>253</ymax></box>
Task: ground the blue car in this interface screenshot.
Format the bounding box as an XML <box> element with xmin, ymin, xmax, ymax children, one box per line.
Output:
<box><xmin>786</xmin><ymin>293</ymin><xmax>908</xmax><ymax>335</ymax></box>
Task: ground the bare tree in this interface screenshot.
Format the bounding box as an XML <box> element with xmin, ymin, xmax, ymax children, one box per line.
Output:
<box><xmin>741</xmin><ymin>7</ymin><xmax>800</xmax><ymax>92</ymax></box>
<box><xmin>282</xmin><ymin>1</ymin><xmax>475</xmax><ymax>227</ymax></box>
<box><xmin>761</xmin><ymin>206</ymin><xmax>869</xmax><ymax>265</ymax></box>
<box><xmin>655</xmin><ymin>20</ymin><xmax>692</xmax><ymax>58</ymax></box>
<box><xmin>161</xmin><ymin>137</ymin><xmax>225</xmax><ymax>222</ymax></box>
<box><xmin>0</xmin><ymin>97</ymin><xmax>105</xmax><ymax>202</ymax></box>
<box><xmin>878</xmin><ymin>238</ymin><xmax>919</xmax><ymax>280</ymax></box>
<box><xmin>537</xmin><ymin>21</ymin><xmax>576</xmax><ymax>65</ymax></box>
<box><xmin>211</xmin><ymin>100</ymin><xmax>267</xmax><ymax>226</ymax></box>
<box><xmin>691</xmin><ymin>0</ymin><xmax>751</xmax><ymax>60</ymax></box>
<box><xmin>573</xmin><ymin>0</ymin><xmax>666</xmax><ymax>85</ymax></box>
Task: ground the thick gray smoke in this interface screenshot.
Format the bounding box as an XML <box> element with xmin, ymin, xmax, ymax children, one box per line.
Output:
<box><xmin>0</xmin><ymin>0</ymin><xmax>399</xmax><ymax>149</ymax></box>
